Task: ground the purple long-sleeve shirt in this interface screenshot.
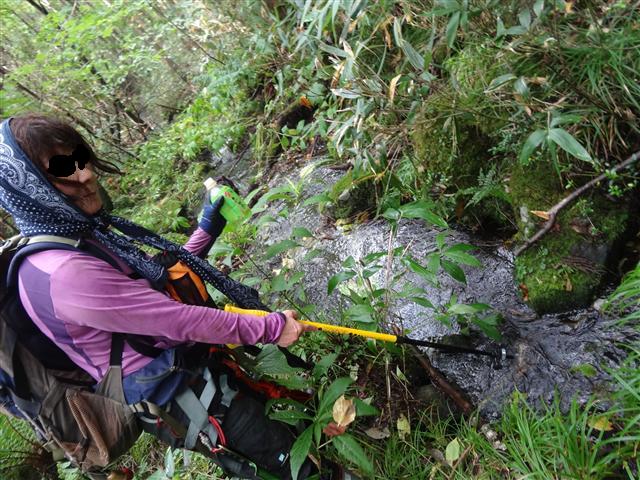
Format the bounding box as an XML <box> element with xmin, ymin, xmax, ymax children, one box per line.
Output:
<box><xmin>17</xmin><ymin>227</ymin><xmax>285</xmax><ymax>381</ymax></box>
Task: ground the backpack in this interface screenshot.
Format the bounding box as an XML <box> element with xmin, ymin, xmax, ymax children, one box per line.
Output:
<box><xmin>0</xmin><ymin>234</ymin><xmax>313</xmax><ymax>478</ymax></box>
<box><xmin>0</xmin><ymin>234</ymin><xmax>141</xmax><ymax>471</ymax></box>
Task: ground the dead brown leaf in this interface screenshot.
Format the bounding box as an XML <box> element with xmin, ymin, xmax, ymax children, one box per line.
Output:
<box><xmin>332</xmin><ymin>395</ymin><xmax>356</xmax><ymax>428</ymax></box>
<box><xmin>530</xmin><ymin>210</ymin><xmax>550</xmax><ymax>220</ymax></box>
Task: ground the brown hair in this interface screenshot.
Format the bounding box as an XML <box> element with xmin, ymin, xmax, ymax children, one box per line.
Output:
<box><xmin>10</xmin><ymin>114</ymin><xmax>122</xmax><ymax>176</ymax></box>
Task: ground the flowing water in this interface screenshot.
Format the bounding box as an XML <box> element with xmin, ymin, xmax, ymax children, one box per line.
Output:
<box><xmin>208</xmin><ymin>154</ymin><xmax>638</xmax><ymax>418</ymax></box>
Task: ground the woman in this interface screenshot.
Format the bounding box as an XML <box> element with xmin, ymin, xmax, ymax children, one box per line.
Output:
<box><xmin>0</xmin><ymin>114</ymin><xmax>319</xmax><ymax>478</ymax></box>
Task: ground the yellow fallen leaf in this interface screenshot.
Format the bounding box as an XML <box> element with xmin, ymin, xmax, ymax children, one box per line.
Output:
<box><xmin>565</xmin><ymin>2</ymin><xmax>574</xmax><ymax>14</ymax></box>
<box><xmin>397</xmin><ymin>413</ymin><xmax>411</xmax><ymax>440</ymax></box>
<box><xmin>588</xmin><ymin>416</ymin><xmax>613</xmax><ymax>432</ymax></box>
<box><xmin>332</xmin><ymin>395</ymin><xmax>356</xmax><ymax>428</ymax></box>
<box><xmin>530</xmin><ymin>210</ymin><xmax>550</xmax><ymax>220</ymax></box>
<box><xmin>389</xmin><ymin>74</ymin><xmax>402</xmax><ymax>104</ymax></box>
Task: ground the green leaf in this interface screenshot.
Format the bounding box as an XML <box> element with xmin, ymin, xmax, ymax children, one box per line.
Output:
<box><xmin>443</xmin><ymin>249</ymin><xmax>481</xmax><ymax>267</ymax></box>
<box><xmin>292</xmin><ymin>227</ymin><xmax>314</xmax><ymax>239</ymax></box>
<box><xmin>433</xmin><ymin>0</ymin><xmax>461</xmax><ymax>16</ymax></box>
<box><xmin>331</xmin><ymin>88</ymin><xmax>362</xmax><ymax>99</ymax></box>
<box><xmin>404</xmin><ymin>257</ymin><xmax>437</xmax><ymax>284</ymax></box>
<box><xmin>550</xmin><ymin>113</ymin><xmax>582</xmax><ymax>128</ymax></box>
<box><xmin>312</xmin><ymin>352</ymin><xmax>339</xmax><ymax>380</ymax></box>
<box><xmin>327</xmin><ymin>270</ymin><xmax>356</xmax><ymax>295</ymax></box>
<box><xmin>164</xmin><ymin>446</ymin><xmax>175</xmax><ymax>478</ymax></box>
<box><xmin>473</xmin><ymin>316</ymin><xmax>502</xmax><ymax>340</ymax></box>
<box><xmin>302</xmin><ymin>193</ymin><xmax>331</xmax><ymax>207</ymax></box>
<box><xmin>445</xmin><ymin>438</ymin><xmax>461</xmax><ymax>465</ymax></box>
<box><xmin>269</xmin><ymin>409</ymin><xmax>314</xmax><ymax>425</ymax></box>
<box><xmin>533</xmin><ymin>0</ymin><xmax>545</xmax><ymax>16</ymax></box>
<box><xmin>518</xmin><ymin>9</ymin><xmax>531</xmax><ymax>28</ymax></box>
<box><xmin>399</xmin><ymin>201</ymin><xmax>448</xmax><ymax>228</ymax></box>
<box><xmin>486</xmin><ymin>73</ymin><xmax>516</xmax><ymax>91</ymax></box>
<box><xmin>401</xmin><ymin>40</ymin><xmax>424</xmax><ymax>70</ymax></box>
<box><xmin>519</xmin><ymin>129</ymin><xmax>546</xmax><ymax>164</ymax></box>
<box><xmin>346</xmin><ymin>304</ymin><xmax>375</xmax><ymax>324</ymax></box>
<box><xmin>318</xmin><ymin>41</ymin><xmax>348</xmax><ymax>58</ymax></box>
<box><xmin>265</xmin><ymin>239</ymin><xmax>299</xmax><ymax>259</ymax></box>
<box><xmin>332</xmin><ymin>434</ymin><xmax>374</xmax><ymax>476</ymax></box>
<box><xmin>410</xmin><ymin>296</ymin><xmax>435</xmax><ymax>309</ymax></box>
<box><xmin>319</xmin><ymin>377</ymin><xmax>353</xmax><ymax>413</ymax></box>
<box><xmin>446</xmin><ymin>11</ymin><xmax>461</xmax><ymax>48</ymax></box>
<box><xmin>548</xmin><ymin>128</ymin><xmax>592</xmax><ymax>162</ymax></box>
<box><xmin>382</xmin><ymin>207</ymin><xmax>400</xmax><ymax>221</ymax></box>
<box><xmin>513</xmin><ymin>76</ymin><xmax>529</xmax><ymax>96</ymax></box>
<box><xmin>442</xmin><ymin>259</ymin><xmax>466</xmax><ymax>284</ymax></box>
<box><xmin>354</xmin><ymin>398</ymin><xmax>380</xmax><ymax>417</ymax></box>
<box><xmin>290</xmin><ymin>427</ymin><xmax>313</xmax><ymax>480</ymax></box>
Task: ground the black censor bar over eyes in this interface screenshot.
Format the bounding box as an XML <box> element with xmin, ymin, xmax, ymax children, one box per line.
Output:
<box><xmin>47</xmin><ymin>144</ymin><xmax>90</xmax><ymax>177</ymax></box>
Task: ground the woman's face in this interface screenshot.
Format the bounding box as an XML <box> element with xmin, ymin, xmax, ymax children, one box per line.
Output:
<box><xmin>40</xmin><ymin>145</ymin><xmax>103</xmax><ymax>215</ymax></box>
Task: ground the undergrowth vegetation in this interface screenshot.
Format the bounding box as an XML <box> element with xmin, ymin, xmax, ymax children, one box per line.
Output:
<box><xmin>1</xmin><ymin>1</ymin><xmax>639</xmax><ymax>479</ymax></box>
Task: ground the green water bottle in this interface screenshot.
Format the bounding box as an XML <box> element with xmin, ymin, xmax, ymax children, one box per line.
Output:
<box><xmin>202</xmin><ymin>177</ymin><xmax>251</xmax><ymax>233</ymax></box>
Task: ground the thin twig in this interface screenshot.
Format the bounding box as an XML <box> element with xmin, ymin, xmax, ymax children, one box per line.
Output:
<box><xmin>514</xmin><ymin>150</ymin><xmax>640</xmax><ymax>256</ymax></box>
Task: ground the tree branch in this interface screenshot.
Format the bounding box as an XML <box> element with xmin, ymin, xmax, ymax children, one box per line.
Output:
<box><xmin>514</xmin><ymin>151</ymin><xmax>640</xmax><ymax>256</ymax></box>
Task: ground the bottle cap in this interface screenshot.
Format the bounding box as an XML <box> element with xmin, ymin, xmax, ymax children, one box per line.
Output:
<box><xmin>203</xmin><ymin>177</ymin><xmax>216</xmax><ymax>190</ymax></box>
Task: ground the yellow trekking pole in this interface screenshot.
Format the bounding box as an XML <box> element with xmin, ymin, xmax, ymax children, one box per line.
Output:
<box><xmin>224</xmin><ymin>305</ymin><xmax>512</xmax><ymax>360</ymax></box>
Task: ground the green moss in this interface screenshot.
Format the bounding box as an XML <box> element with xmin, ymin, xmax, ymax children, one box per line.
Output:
<box><xmin>512</xmin><ymin>159</ymin><xmax>631</xmax><ymax>313</ymax></box>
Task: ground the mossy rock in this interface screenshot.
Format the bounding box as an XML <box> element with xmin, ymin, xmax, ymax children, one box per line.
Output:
<box><xmin>510</xmin><ymin>160</ymin><xmax>631</xmax><ymax>314</ymax></box>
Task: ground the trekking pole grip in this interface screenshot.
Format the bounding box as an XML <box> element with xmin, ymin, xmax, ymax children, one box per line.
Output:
<box><xmin>224</xmin><ymin>304</ymin><xmax>399</xmax><ymax>343</ymax></box>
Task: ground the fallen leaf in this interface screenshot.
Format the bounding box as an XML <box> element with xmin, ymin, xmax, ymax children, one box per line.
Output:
<box><xmin>530</xmin><ymin>210</ymin><xmax>550</xmax><ymax>220</ymax></box>
<box><xmin>445</xmin><ymin>438</ymin><xmax>461</xmax><ymax>466</ymax></box>
<box><xmin>364</xmin><ymin>426</ymin><xmax>390</xmax><ymax>440</ymax></box>
<box><xmin>519</xmin><ymin>283</ymin><xmax>529</xmax><ymax>302</ymax></box>
<box><xmin>588</xmin><ymin>416</ymin><xmax>613</xmax><ymax>432</ymax></box>
<box><xmin>300</xmin><ymin>96</ymin><xmax>312</xmax><ymax>108</ymax></box>
<box><xmin>389</xmin><ymin>74</ymin><xmax>401</xmax><ymax>104</ymax></box>
<box><xmin>332</xmin><ymin>395</ymin><xmax>356</xmax><ymax>428</ymax></box>
<box><xmin>397</xmin><ymin>414</ymin><xmax>411</xmax><ymax>440</ymax></box>
<box><xmin>565</xmin><ymin>1</ymin><xmax>574</xmax><ymax>14</ymax></box>
<box><xmin>564</xmin><ymin>275</ymin><xmax>573</xmax><ymax>292</ymax></box>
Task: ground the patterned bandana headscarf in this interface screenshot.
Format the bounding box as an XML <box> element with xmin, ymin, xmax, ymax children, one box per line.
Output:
<box><xmin>0</xmin><ymin>118</ymin><xmax>264</xmax><ymax>309</ymax></box>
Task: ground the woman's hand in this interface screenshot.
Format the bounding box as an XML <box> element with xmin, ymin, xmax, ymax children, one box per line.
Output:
<box><xmin>276</xmin><ymin>310</ymin><xmax>316</xmax><ymax>347</ymax></box>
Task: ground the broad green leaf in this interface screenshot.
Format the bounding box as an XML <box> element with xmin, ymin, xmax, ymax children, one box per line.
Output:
<box><xmin>313</xmin><ymin>352</ymin><xmax>338</xmax><ymax>379</ymax></box>
<box><xmin>496</xmin><ymin>16</ymin><xmax>506</xmax><ymax>38</ymax></box>
<box><xmin>410</xmin><ymin>296</ymin><xmax>435</xmax><ymax>309</ymax></box>
<box><xmin>473</xmin><ymin>316</ymin><xmax>501</xmax><ymax>340</ymax></box>
<box><xmin>448</xmin><ymin>303</ymin><xmax>478</xmax><ymax>315</ymax></box>
<box><xmin>333</xmin><ymin>434</ymin><xmax>374</xmax><ymax>475</ymax></box>
<box><xmin>346</xmin><ymin>304</ymin><xmax>375</xmax><ymax>323</ymax></box>
<box><xmin>433</xmin><ymin>0</ymin><xmax>461</xmax><ymax>16</ymax></box>
<box><xmin>265</xmin><ymin>239</ymin><xmax>299</xmax><ymax>259</ymax></box>
<box><xmin>404</xmin><ymin>257</ymin><xmax>437</xmax><ymax>284</ymax></box>
<box><xmin>382</xmin><ymin>207</ymin><xmax>401</xmax><ymax>221</ymax></box>
<box><xmin>255</xmin><ymin>345</ymin><xmax>304</xmax><ymax>376</ymax></box>
<box><xmin>269</xmin><ymin>409</ymin><xmax>314</xmax><ymax>425</ymax></box>
<box><xmin>548</xmin><ymin>128</ymin><xmax>592</xmax><ymax>162</ymax></box>
<box><xmin>443</xmin><ymin>249</ymin><xmax>481</xmax><ymax>267</ymax></box>
<box><xmin>354</xmin><ymin>398</ymin><xmax>380</xmax><ymax>417</ymax></box>
<box><xmin>445</xmin><ymin>438</ymin><xmax>461</xmax><ymax>465</ymax></box>
<box><xmin>318</xmin><ymin>41</ymin><xmax>348</xmax><ymax>58</ymax></box>
<box><xmin>487</xmin><ymin>73</ymin><xmax>516</xmax><ymax>91</ymax></box>
<box><xmin>436</xmin><ymin>231</ymin><xmax>447</xmax><ymax>250</ymax></box>
<box><xmin>302</xmin><ymin>193</ymin><xmax>331</xmax><ymax>207</ymax></box>
<box><xmin>399</xmin><ymin>200</ymin><xmax>448</xmax><ymax>228</ymax></box>
<box><xmin>164</xmin><ymin>446</ymin><xmax>174</xmax><ymax>477</ymax></box>
<box><xmin>331</xmin><ymin>88</ymin><xmax>361</xmax><ymax>99</ymax></box>
<box><xmin>550</xmin><ymin>113</ymin><xmax>582</xmax><ymax>127</ymax></box>
<box><xmin>290</xmin><ymin>427</ymin><xmax>313</xmax><ymax>480</ymax></box>
<box><xmin>442</xmin><ymin>259</ymin><xmax>466</xmax><ymax>283</ymax></box>
<box><xmin>518</xmin><ymin>9</ymin><xmax>531</xmax><ymax>28</ymax></box>
<box><xmin>271</xmin><ymin>273</ymin><xmax>289</xmax><ymax>292</ymax></box>
<box><xmin>327</xmin><ymin>270</ymin><xmax>356</xmax><ymax>295</ymax></box>
<box><xmin>514</xmin><ymin>76</ymin><xmax>529</xmax><ymax>96</ymax></box>
<box><xmin>446</xmin><ymin>11</ymin><xmax>461</xmax><ymax>48</ymax></box>
<box><xmin>319</xmin><ymin>377</ymin><xmax>353</xmax><ymax>413</ymax></box>
<box><xmin>533</xmin><ymin>0</ymin><xmax>545</xmax><ymax>16</ymax></box>
<box><xmin>519</xmin><ymin>129</ymin><xmax>546</xmax><ymax>164</ymax></box>
<box><xmin>401</xmin><ymin>40</ymin><xmax>424</xmax><ymax>70</ymax></box>
<box><xmin>292</xmin><ymin>227</ymin><xmax>313</xmax><ymax>239</ymax></box>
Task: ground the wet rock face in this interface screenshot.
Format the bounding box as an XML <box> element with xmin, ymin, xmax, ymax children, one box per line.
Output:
<box><xmin>211</xmin><ymin>154</ymin><xmax>636</xmax><ymax>418</ymax></box>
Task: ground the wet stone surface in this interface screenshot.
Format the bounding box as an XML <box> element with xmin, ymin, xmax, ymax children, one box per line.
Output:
<box><xmin>210</xmin><ymin>153</ymin><xmax>638</xmax><ymax>418</ymax></box>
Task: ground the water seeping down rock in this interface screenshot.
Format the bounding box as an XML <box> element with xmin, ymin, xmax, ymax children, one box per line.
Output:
<box><xmin>205</xmin><ymin>151</ymin><xmax>638</xmax><ymax>418</ymax></box>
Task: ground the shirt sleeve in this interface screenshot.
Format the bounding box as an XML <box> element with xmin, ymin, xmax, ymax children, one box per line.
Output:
<box><xmin>183</xmin><ymin>226</ymin><xmax>214</xmax><ymax>257</ymax></box>
<box><xmin>49</xmin><ymin>254</ymin><xmax>285</xmax><ymax>345</ymax></box>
